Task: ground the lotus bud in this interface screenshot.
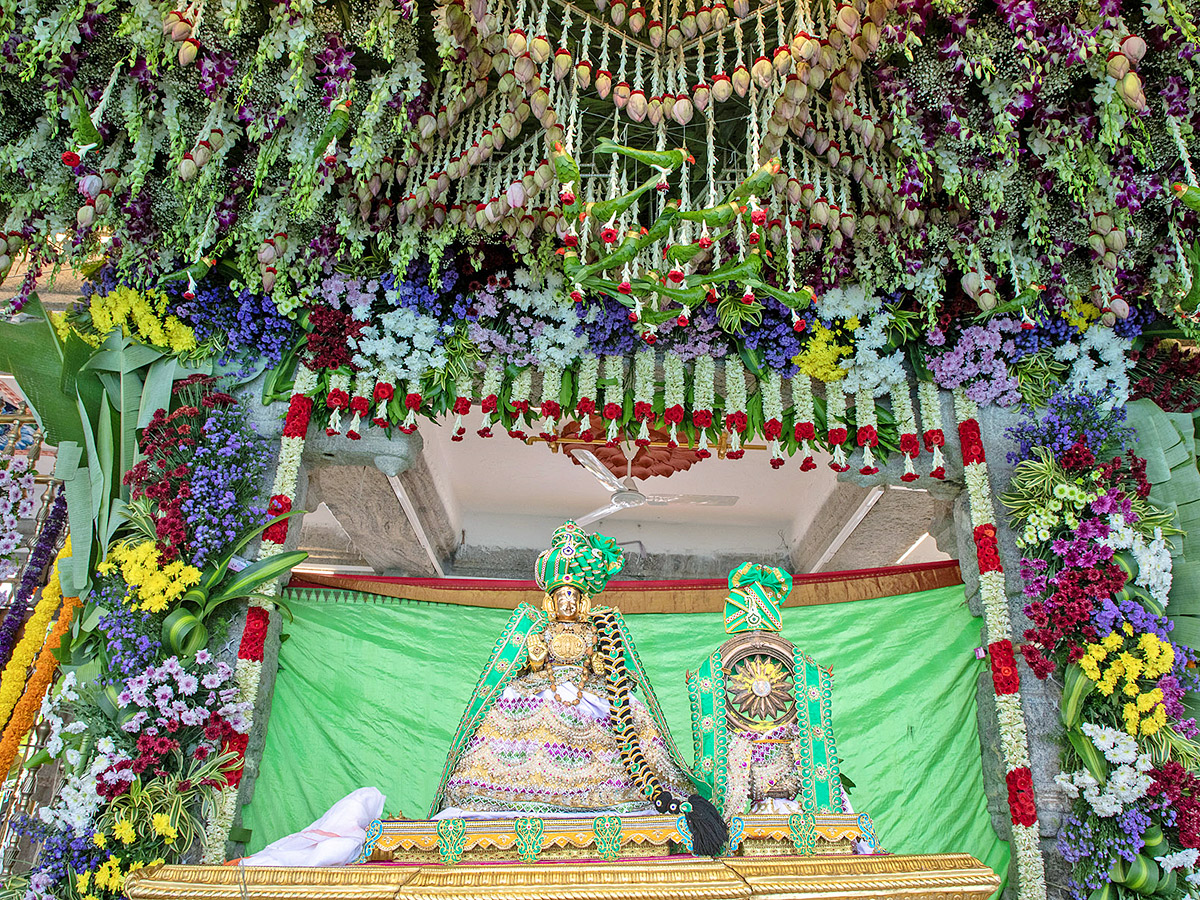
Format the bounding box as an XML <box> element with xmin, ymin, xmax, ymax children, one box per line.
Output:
<box><xmin>960</xmin><ymin>270</ymin><xmax>981</xmax><ymax>299</ymax></box>
<box><xmin>627</xmin><ymin>89</ymin><xmax>648</xmax><ymax>122</ymax></box>
<box><xmin>1106</xmin><ymin>51</ymin><xmax>1130</xmax><ymax>81</ymax></box>
<box><xmin>835</xmin><ymin>4</ymin><xmax>860</xmax><ymax>37</ymax></box>
<box><xmin>540</xmin><ymin>209</ymin><xmax>558</xmax><ymax>233</ymax></box>
<box><xmin>6</xmin><ymin>232</ymin><xmax>24</xmax><ymax>255</ymax></box>
<box><xmin>178</xmin><ymin>152</ymin><xmax>198</xmax><ymax>181</ymax></box>
<box><xmin>752</xmin><ymin>55</ymin><xmax>773</xmax><ymax>88</ymax></box>
<box><xmin>257</xmin><ymin>266</ymin><xmax>275</xmax><ymax>292</ymax></box>
<box><xmin>415</xmin><ymin>185</ymin><xmax>431</xmax><ymax>210</ymax></box>
<box><xmin>610</xmin><ymin>0</ymin><xmax>626</xmax><ymax>25</ymax></box>
<box><xmin>1118</xmin><ymin>71</ymin><xmax>1145</xmax><ymax>110</ymax></box>
<box><xmin>556</xmin><ymin>215</ymin><xmax>571</xmax><ymax>241</ymax></box>
<box><xmin>595</xmin><ymin>69</ymin><xmax>613</xmax><ymax>98</ymax></box>
<box><xmin>162</xmin><ymin>9</ymin><xmax>181</xmax><ymax>33</ymax></box>
<box><xmin>194</xmin><ymin>139</ymin><xmax>215</xmax><ymax>169</ymax></box>
<box><xmin>693</xmin><ymin>81</ymin><xmax>711</xmax><ymax>110</ymax></box>
<box><xmin>504</xmin><ymin>179</ymin><xmax>525</xmax><ymax>209</ymax></box>
<box><xmin>666</xmin><ymin>23</ymin><xmax>683</xmax><ymax>47</ymax></box>
<box><xmin>813</xmin><ymin>131</ymin><xmax>830</xmax><ymax>155</ymax></box>
<box><xmin>257</xmin><ymin>239</ymin><xmax>278</xmax><ymax>265</ymax></box>
<box><xmin>808</xmin><ymin>65</ymin><xmax>826</xmax><ymax>91</ymax></box>
<box><xmin>178</xmin><ymin>37</ymin><xmax>199</xmax><ymax>66</ymax></box>
<box><xmin>0</xmin><ymin>253</ymin><xmax>10</xmax><ymax>274</ymax></box>
<box><xmin>771</xmin><ymin>46</ymin><xmax>792</xmax><ymax>76</ymax></box>
<box><xmin>807</xmin><ymin>224</ymin><xmax>824</xmax><ymax>251</ymax></box>
<box><xmin>671</xmin><ymin>93</ymin><xmax>694</xmax><ymax>125</ymax></box>
<box><xmin>530</xmin><ymin>86</ymin><xmax>550</xmax><ymax>119</ymax></box>
<box><xmin>529</xmin><ymin>33</ymin><xmax>550</xmax><ymax>63</ymax></box>
<box><xmin>1121</xmin><ymin>34</ymin><xmax>1146</xmax><ymax>63</ymax></box>
<box><xmin>515</xmin><ymin>100</ymin><xmax>531</xmax><ymax>123</ymax></box>
<box><xmin>534</xmin><ymin>160</ymin><xmax>554</xmax><ymax>189</ymax></box>
<box><xmin>1110</xmin><ymin>296</ymin><xmax>1130</xmax><ymax>319</ymax></box>
<box><xmin>810</xmin><ymin>196</ymin><xmax>829</xmax><ymax>227</ymax></box>
<box><xmin>1106</xmin><ymin>228</ymin><xmax>1127</xmax><ymax>252</ymax></box>
<box><xmin>507</xmin><ymin>28</ymin><xmax>527</xmax><ymax>56</ymax></box>
<box><xmin>170</xmin><ymin>17</ymin><xmax>193</xmax><ymax>41</ymax></box>
<box><xmin>711</xmin><ymin>0</ymin><xmax>728</xmax><ymax>28</ymax></box>
<box><xmin>681</xmin><ymin>9</ymin><xmax>697</xmax><ymax>37</ymax></box>
<box><xmin>613</xmin><ymin>80</ymin><xmax>631</xmax><ymax>108</ymax></box>
<box><xmin>514</xmin><ymin>52</ymin><xmax>537</xmax><ymax>83</ymax></box>
<box><xmin>650</xmin><ymin>94</ymin><xmax>667</xmax><ymax>125</ymax></box>
<box><xmin>629</xmin><ymin>5</ymin><xmax>646</xmax><ymax>31</ymax></box>
<box><xmin>862</xmin><ymin>20</ymin><xmax>881</xmax><ymax>52</ymax></box>
<box><xmin>94</xmin><ymin>189</ymin><xmax>112</xmax><ymax>215</ymax></box>
<box><xmin>696</xmin><ymin>5</ymin><xmax>712</xmax><ymax>31</ymax></box>
<box><xmin>448</xmin><ymin>204</ymin><xmax>466</xmax><ymax>226</ymax></box>
<box><xmin>796</xmin><ymin>32</ymin><xmax>820</xmax><ymax>63</ymax></box>
<box><xmin>76</xmin><ymin>201</ymin><xmax>95</xmax><ymax>228</ymax></box>
<box><xmin>522</xmin><ymin>170</ymin><xmax>537</xmax><ymax>196</ymax></box>
<box><xmin>1092</xmin><ymin>211</ymin><xmax>1113</xmax><ymax>235</ymax></box>
<box><xmin>78</xmin><ymin>173</ymin><xmax>103</xmax><ymax>198</ymax></box>
<box><xmin>766</xmin><ymin>113</ymin><xmax>788</xmax><ymax>137</ymax></box>
<box><xmin>732</xmin><ymin>64</ymin><xmax>751</xmax><ymax>97</ymax></box>
<box><xmin>711</xmin><ymin>72</ymin><xmax>733</xmax><ymax>102</ymax></box>
<box><xmin>551</xmin><ymin>47</ymin><xmax>572</xmax><ymax>82</ymax></box>
<box><xmin>732</xmin><ymin>0</ymin><xmax>748</xmax><ymax>15</ymax></box>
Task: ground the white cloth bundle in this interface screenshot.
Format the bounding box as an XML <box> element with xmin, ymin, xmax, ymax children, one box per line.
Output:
<box><xmin>239</xmin><ymin>787</ymin><xmax>386</xmax><ymax>867</ymax></box>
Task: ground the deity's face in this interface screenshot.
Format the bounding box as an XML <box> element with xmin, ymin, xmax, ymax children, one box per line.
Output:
<box><xmin>552</xmin><ymin>585</ymin><xmax>581</xmax><ymax>620</ymax></box>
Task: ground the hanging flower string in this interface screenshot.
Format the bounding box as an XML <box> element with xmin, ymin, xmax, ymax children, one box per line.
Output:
<box><xmin>478</xmin><ymin>357</ymin><xmax>505</xmax><ymax>438</ymax></box>
<box><xmin>855</xmin><ymin>389</ymin><xmax>879</xmax><ymax>475</ymax></box>
<box><xmin>793</xmin><ymin>375</ymin><xmax>818</xmax><ymax>472</ymax></box>
<box><xmin>694</xmin><ymin>354</ymin><xmax>715</xmax><ymax>458</ymax></box>
<box><xmin>372</xmin><ymin>379</ymin><xmax>395</xmax><ymax>428</ymax></box>
<box><xmin>633</xmin><ymin>349</ymin><xmax>656</xmax><ymax>447</ymax></box>
<box><xmin>538</xmin><ymin>363</ymin><xmax>564</xmax><ymax>440</ymax></box>
<box><xmin>203</xmin><ymin>364</ymin><xmax>317</xmax><ymax>862</ymax></box>
<box><xmin>602</xmin><ymin>355</ymin><xmax>625</xmax><ymax>445</ymax></box>
<box><xmin>0</xmin><ymin>490</ymin><xmax>67</xmax><ymax>672</ymax></box>
<box><xmin>346</xmin><ymin>371</ymin><xmax>375</xmax><ymax>441</ymax></box>
<box><xmin>663</xmin><ymin>353</ymin><xmax>685</xmax><ymax>448</ymax></box>
<box><xmin>826</xmin><ymin>383</ymin><xmax>850</xmax><ymax>472</ymax></box>
<box><xmin>508</xmin><ymin>368</ymin><xmax>532</xmax><ymax>440</ymax></box>
<box><xmin>399</xmin><ymin>380</ymin><xmax>423</xmax><ymax>434</ymax></box>
<box><xmin>451</xmin><ymin>371</ymin><xmax>473</xmax><ymax>442</ymax></box>
<box><xmin>324</xmin><ymin>370</ymin><xmax>352</xmax><ymax>436</ymax></box>
<box><xmin>918</xmin><ymin>380</ymin><xmax>946</xmax><ymax>479</ymax></box>
<box><xmin>763</xmin><ymin>370</ymin><xmax>784</xmax><ymax>468</ymax></box>
<box><xmin>891</xmin><ymin>383</ymin><xmax>921</xmax><ymax>483</ymax></box>
<box><xmin>576</xmin><ymin>355</ymin><xmax>601</xmax><ymax>441</ymax></box>
<box><xmin>952</xmin><ymin>388</ymin><xmax>1046</xmax><ymax>900</ymax></box>
<box><xmin>724</xmin><ymin>361</ymin><xmax>749</xmax><ymax>459</ymax></box>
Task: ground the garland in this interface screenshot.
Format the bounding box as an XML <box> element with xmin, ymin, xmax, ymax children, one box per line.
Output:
<box><xmin>201</xmin><ymin>364</ymin><xmax>318</xmax><ymax>863</ymax></box>
<box><xmin>952</xmin><ymin>389</ymin><xmax>1047</xmax><ymax>900</ymax></box>
<box><xmin>0</xmin><ymin>561</ymin><xmax>80</xmax><ymax>778</ymax></box>
<box><xmin>0</xmin><ymin>490</ymin><xmax>67</xmax><ymax>671</ymax></box>
<box><xmin>890</xmin><ymin>383</ymin><xmax>920</xmax><ymax>483</ymax></box>
<box><xmin>0</xmin><ymin>539</ymin><xmax>73</xmax><ymax>732</ymax></box>
<box><xmin>854</xmin><ymin>389</ymin><xmax>879</xmax><ymax>475</ymax></box>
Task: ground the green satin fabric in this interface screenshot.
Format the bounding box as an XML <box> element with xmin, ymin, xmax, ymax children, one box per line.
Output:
<box><xmin>241</xmin><ymin>583</ymin><xmax>1009</xmax><ymax>893</ymax></box>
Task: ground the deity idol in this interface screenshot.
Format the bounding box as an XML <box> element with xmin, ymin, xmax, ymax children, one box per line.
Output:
<box><xmin>688</xmin><ymin>563</ymin><xmax>850</xmax><ymax>820</ymax></box>
<box><xmin>430</xmin><ymin>521</ymin><xmax>727</xmax><ymax>855</ymax></box>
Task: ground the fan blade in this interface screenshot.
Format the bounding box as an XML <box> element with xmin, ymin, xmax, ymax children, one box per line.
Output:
<box><xmin>570</xmin><ymin>448</ymin><xmax>625</xmax><ymax>493</ymax></box>
<box><xmin>576</xmin><ymin>501</ymin><xmax>625</xmax><ymax>526</ymax></box>
<box><xmin>642</xmin><ymin>494</ymin><xmax>739</xmax><ymax>506</ymax></box>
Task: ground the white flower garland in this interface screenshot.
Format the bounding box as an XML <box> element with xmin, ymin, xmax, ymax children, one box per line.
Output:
<box><xmin>479</xmin><ymin>356</ymin><xmax>505</xmax><ymax>437</ymax></box>
<box><xmin>633</xmin><ymin>349</ymin><xmax>655</xmax><ymax>446</ymax></box>
<box><xmin>793</xmin><ymin>375</ymin><xmax>817</xmax><ymax>469</ymax></box>
<box><xmin>694</xmin><ymin>355</ymin><xmax>715</xmax><ymax>456</ymax></box>
<box><xmin>509</xmin><ymin>368</ymin><xmax>533</xmax><ymax>437</ymax></box>
<box><xmin>577</xmin><ymin>354</ymin><xmax>600</xmax><ymax>411</ymax></box>
<box><xmin>952</xmin><ymin>388</ymin><xmax>1047</xmax><ymax>900</ymax></box>
<box><xmin>724</xmin><ymin>360</ymin><xmax>747</xmax><ymax>456</ymax></box>
<box><xmin>826</xmin><ymin>382</ymin><xmax>849</xmax><ymax>471</ymax></box>
<box><xmin>890</xmin><ymin>382</ymin><xmax>920</xmax><ymax>481</ymax></box>
<box><xmin>762</xmin><ymin>370</ymin><xmax>783</xmax><ymax>465</ymax></box>
<box><xmin>664</xmin><ymin>352</ymin><xmax>685</xmax><ymax>447</ymax></box>
<box><xmin>854</xmin><ymin>388</ymin><xmax>878</xmax><ymax>474</ymax></box>
<box><xmin>540</xmin><ymin>362</ymin><xmax>564</xmax><ymax>421</ymax></box>
<box><xmin>346</xmin><ymin>371</ymin><xmax>374</xmax><ymax>439</ymax></box>
<box><xmin>602</xmin><ymin>355</ymin><xmax>625</xmax><ymax>444</ymax></box>
<box><xmin>918</xmin><ymin>379</ymin><xmax>946</xmax><ymax>477</ymax></box>
<box><xmin>324</xmin><ymin>369</ymin><xmax>351</xmax><ymax>436</ymax></box>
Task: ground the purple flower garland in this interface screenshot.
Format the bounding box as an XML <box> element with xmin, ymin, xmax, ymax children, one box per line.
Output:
<box><xmin>0</xmin><ymin>490</ymin><xmax>68</xmax><ymax>671</ymax></box>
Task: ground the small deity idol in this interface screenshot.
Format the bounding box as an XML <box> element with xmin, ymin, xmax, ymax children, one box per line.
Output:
<box><xmin>688</xmin><ymin>563</ymin><xmax>850</xmax><ymax>820</ymax></box>
<box><xmin>431</xmin><ymin>521</ymin><xmax>726</xmax><ymax>854</ymax></box>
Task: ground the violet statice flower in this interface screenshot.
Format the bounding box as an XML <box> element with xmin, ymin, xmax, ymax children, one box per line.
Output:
<box><xmin>97</xmin><ymin>598</ymin><xmax>161</xmax><ymax>685</ymax></box>
<box><xmin>178</xmin><ymin>405</ymin><xmax>269</xmax><ymax>569</ymax></box>
<box><xmin>0</xmin><ymin>491</ymin><xmax>67</xmax><ymax>670</ymax></box>
<box><xmin>1004</xmin><ymin>386</ymin><xmax>1133</xmax><ymax>464</ymax></box>
<box><xmin>739</xmin><ymin>298</ymin><xmax>804</xmax><ymax>376</ymax></box>
<box><xmin>166</xmin><ymin>279</ymin><xmax>294</xmax><ymax>370</ymax></box>
<box><xmin>576</xmin><ymin>295</ymin><xmax>640</xmax><ymax>356</ymax></box>
<box><xmin>925</xmin><ymin>317</ymin><xmax>1023</xmax><ymax>406</ymax></box>
<box><xmin>12</xmin><ymin>817</ymin><xmax>103</xmax><ymax>899</ymax></box>
<box><xmin>1092</xmin><ymin>597</ymin><xmax>1173</xmax><ymax>644</ymax></box>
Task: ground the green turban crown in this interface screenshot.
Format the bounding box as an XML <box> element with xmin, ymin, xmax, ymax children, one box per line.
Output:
<box><xmin>534</xmin><ymin>521</ymin><xmax>626</xmax><ymax>596</ymax></box>
<box><xmin>723</xmin><ymin>562</ymin><xmax>793</xmax><ymax>633</ymax></box>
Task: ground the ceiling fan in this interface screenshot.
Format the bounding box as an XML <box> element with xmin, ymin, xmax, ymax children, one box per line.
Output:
<box><xmin>570</xmin><ymin>445</ymin><xmax>738</xmax><ymax>526</ymax></box>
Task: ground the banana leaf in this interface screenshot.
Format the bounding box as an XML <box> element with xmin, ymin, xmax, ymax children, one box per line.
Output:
<box><xmin>1061</xmin><ymin>663</ymin><xmax>1096</xmax><ymax>729</ymax></box>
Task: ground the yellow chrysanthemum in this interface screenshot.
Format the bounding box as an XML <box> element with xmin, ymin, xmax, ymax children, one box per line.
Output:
<box><xmin>93</xmin><ymin>832</ymin><xmax>107</xmax><ymax>848</ymax></box>
<box><xmin>1122</xmin><ymin>622</ymin><xmax>1134</xmax><ymax>636</ymax></box>
<box><xmin>151</xmin><ymin>813</ymin><xmax>178</xmax><ymax>844</ymax></box>
<box><xmin>1101</xmin><ymin>632</ymin><xmax>1124</xmax><ymax>652</ymax></box>
<box><xmin>794</xmin><ymin>321</ymin><xmax>854</xmax><ymax>382</ymax></box>
<box><xmin>110</xmin><ymin>542</ymin><xmax>201</xmax><ymax>613</ymax></box>
<box><xmin>113</xmin><ymin>818</ymin><xmax>136</xmax><ymax>844</ymax></box>
<box><xmin>1137</xmin><ymin>688</ymin><xmax>1164</xmax><ymax>713</ymax></box>
<box><xmin>1079</xmin><ymin>656</ymin><xmax>1101</xmax><ymax>681</ymax></box>
<box><xmin>1123</xmin><ymin>702</ymin><xmax>1140</xmax><ymax>736</ymax></box>
<box><xmin>1087</xmin><ymin>643</ymin><xmax>1107</xmax><ymax>661</ymax></box>
<box><xmin>76</xmin><ymin>871</ymin><xmax>90</xmax><ymax>893</ymax></box>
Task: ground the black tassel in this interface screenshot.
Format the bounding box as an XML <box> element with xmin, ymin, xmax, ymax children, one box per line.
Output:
<box><xmin>684</xmin><ymin>793</ymin><xmax>728</xmax><ymax>857</ymax></box>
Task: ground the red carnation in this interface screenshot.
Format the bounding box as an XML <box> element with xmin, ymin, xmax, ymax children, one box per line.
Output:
<box><xmin>481</xmin><ymin>394</ymin><xmax>498</xmax><ymax>414</ymax></box>
<box><xmin>923</xmin><ymin>428</ymin><xmax>945</xmax><ymax>451</ymax></box>
<box><xmin>263</xmin><ymin>495</ymin><xmax>292</xmax><ymax>544</ymax></box>
<box><xmin>828</xmin><ymin>427</ymin><xmax>848</xmax><ymax>445</ymax></box>
<box><xmin>61</xmin><ymin>150</ymin><xmax>81</xmax><ymax>167</ymax></box>
<box><xmin>350</xmin><ymin>396</ymin><xmax>370</xmax><ymax>415</ymax></box>
<box><xmin>763</xmin><ymin>418</ymin><xmax>783</xmax><ymax>440</ymax></box>
<box><xmin>1005</xmin><ymin>768</ymin><xmax>1037</xmax><ymax>827</ymax></box>
<box><xmin>989</xmin><ymin>640</ymin><xmax>1020</xmax><ymax>695</ymax></box>
<box><xmin>794</xmin><ymin>421</ymin><xmax>816</xmax><ymax>441</ymax></box>
<box><xmin>856</xmin><ymin>424</ymin><xmax>878</xmax><ymax>447</ymax></box>
<box><xmin>603</xmin><ymin>402</ymin><xmax>622</xmax><ymax>420</ymax></box>
<box><xmin>326</xmin><ymin>389</ymin><xmax>350</xmax><ymax>410</ymax></box>
<box><xmin>373</xmin><ymin>383</ymin><xmax>395</xmax><ymax>402</ymax></box>
<box><xmin>283</xmin><ymin>395</ymin><xmax>314</xmax><ymax>438</ymax></box>
<box><xmin>973</xmin><ymin>523</ymin><xmax>1002</xmax><ymax>573</ymax></box>
<box><xmin>693</xmin><ymin>409</ymin><xmax>713</xmax><ymax>428</ymax></box>
<box><xmin>541</xmin><ymin>400</ymin><xmax>562</xmax><ymax>419</ymax></box>
<box><xmin>633</xmin><ymin>401</ymin><xmax>655</xmax><ymax>423</ymax></box>
<box><xmin>664</xmin><ymin>404</ymin><xmax>685</xmax><ymax>424</ymax></box>
<box><xmin>453</xmin><ymin>396</ymin><xmax>472</xmax><ymax>415</ymax></box>
<box><xmin>900</xmin><ymin>432</ymin><xmax>920</xmax><ymax>458</ymax></box>
<box><xmin>238</xmin><ymin>608</ymin><xmax>271</xmax><ymax>661</ymax></box>
<box><xmin>577</xmin><ymin>397</ymin><xmax>597</xmax><ymax>416</ymax></box>
<box><xmin>800</xmin><ymin>456</ymin><xmax>817</xmax><ymax>472</ymax></box>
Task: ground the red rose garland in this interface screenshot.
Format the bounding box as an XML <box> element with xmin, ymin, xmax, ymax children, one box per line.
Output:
<box><xmin>989</xmin><ymin>640</ymin><xmax>1021</xmax><ymax>695</ymax></box>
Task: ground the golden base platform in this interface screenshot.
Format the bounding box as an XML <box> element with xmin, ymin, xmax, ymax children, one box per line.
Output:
<box><xmin>124</xmin><ymin>854</ymin><xmax>1000</xmax><ymax>900</ymax></box>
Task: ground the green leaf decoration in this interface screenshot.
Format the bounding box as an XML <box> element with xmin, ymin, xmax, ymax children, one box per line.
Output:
<box><xmin>163</xmin><ymin>607</ymin><xmax>209</xmax><ymax>656</ymax></box>
<box><xmin>1061</xmin><ymin>664</ymin><xmax>1096</xmax><ymax>730</ymax></box>
<box><xmin>1067</xmin><ymin>727</ymin><xmax>1108</xmax><ymax>784</ymax></box>
<box><xmin>206</xmin><ymin>550</ymin><xmax>308</xmax><ymax>610</ymax></box>
<box><xmin>1109</xmin><ymin>854</ymin><xmax>1161</xmax><ymax>895</ymax></box>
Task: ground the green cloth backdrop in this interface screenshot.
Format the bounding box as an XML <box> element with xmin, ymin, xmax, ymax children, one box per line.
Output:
<box><xmin>241</xmin><ymin>583</ymin><xmax>1009</xmax><ymax>888</ymax></box>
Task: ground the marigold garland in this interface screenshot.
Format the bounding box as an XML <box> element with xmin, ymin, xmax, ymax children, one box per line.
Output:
<box><xmin>0</xmin><ymin>540</ymin><xmax>72</xmax><ymax>732</ymax></box>
<box><xmin>0</xmin><ymin>588</ymin><xmax>81</xmax><ymax>778</ymax></box>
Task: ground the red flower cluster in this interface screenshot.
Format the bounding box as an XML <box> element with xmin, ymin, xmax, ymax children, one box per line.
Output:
<box><xmin>326</xmin><ymin>389</ymin><xmax>350</xmax><ymax>410</ymax></box>
<box><xmin>856</xmin><ymin>424</ymin><xmax>878</xmax><ymax>447</ymax></box>
<box><xmin>988</xmin><ymin>640</ymin><xmax>1020</xmax><ymax>695</ymax></box>
<box><xmin>1058</xmin><ymin>438</ymin><xmax>1095</xmax><ymax>472</ymax></box>
<box><xmin>481</xmin><ymin>394</ymin><xmax>498</xmax><ymax>414</ymax></box>
<box><xmin>923</xmin><ymin>428</ymin><xmax>945</xmax><ymax>452</ymax></box>
<box><xmin>404</xmin><ymin>392</ymin><xmax>422</xmax><ymax>411</ymax></box>
<box><xmin>452</xmin><ymin>396</ymin><xmax>472</xmax><ymax>416</ymax></box>
<box><xmin>1021</xmin><ymin>563</ymin><xmax>1124</xmax><ymax>677</ymax></box>
<box><xmin>239</xmin><ymin>607</ymin><xmax>271</xmax><ymax>661</ymax></box>
<box><xmin>899</xmin><ymin>432</ymin><xmax>920</xmax><ymax>458</ymax></box>
<box><xmin>133</xmin><ymin>732</ymin><xmax>181</xmax><ymax>775</ymax></box>
<box><xmin>633</xmin><ymin>401</ymin><xmax>655</xmax><ymax>423</ymax></box>
<box><xmin>1149</xmin><ymin>762</ymin><xmax>1200</xmax><ymax>848</ymax></box>
<box><xmin>1130</xmin><ymin>338</ymin><xmax>1200</xmax><ymax>413</ymax></box>
<box><xmin>96</xmin><ymin>759</ymin><xmax>135</xmax><ymax>800</ymax></box>
<box><xmin>763</xmin><ymin>418</ymin><xmax>783</xmax><ymax>440</ymax></box>
<box><xmin>263</xmin><ymin>494</ymin><xmax>292</xmax><ymax>544</ymax></box>
<box><xmin>373</xmin><ymin>382</ymin><xmax>395</xmax><ymax>403</ymax></box>
<box><xmin>1005</xmin><ymin>767</ymin><xmax>1037</xmax><ymax>827</ymax></box>
<box><xmin>973</xmin><ymin>524</ymin><xmax>1002</xmax><ymax>573</ymax></box>
<box><xmin>828</xmin><ymin>426</ymin><xmax>848</xmax><ymax>445</ymax></box>
<box><xmin>306</xmin><ymin>305</ymin><xmax>363</xmax><ymax>370</ymax></box>
<box><xmin>349</xmin><ymin>395</ymin><xmax>369</xmax><ymax>416</ymax></box>
<box><xmin>664</xmin><ymin>404</ymin><xmax>685</xmax><ymax>424</ymax></box>
<box><xmin>693</xmin><ymin>409</ymin><xmax>713</xmax><ymax>428</ymax></box>
<box><xmin>603</xmin><ymin>402</ymin><xmax>622</xmax><ymax>420</ymax></box>
<box><xmin>725</xmin><ymin>410</ymin><xmax>748</xmax><ymax>433</ymax></box>
<box><xmin>221</xmin><ymin>733</ymin><xmax>250</xmax><ymax>787</ymax></box>
<box><xmin>799</xmin><ymin>455</ymin><xmax>817</xmax><ymax>472</ymax></box>
<box><xmin>576</xmin><ymin>397</ymin><xmax>597</xmax><ymax>416</ymax></box>
<box><xmin>794</xmin><ymin>421</ymin><xmax>816</xmax><ymax>442</ymax></box>
<box><xmin>283</xmin><ymin>394</ymin><xmax>314</xmax><ymax>438</ymax></box>
<box><xmin>541</xmin><ymin>400</ymin><xmax>562</xmax><ymax>419</ymax></box>
<box><xmin>958</xmin><ymin>419</ymin><xmax>985</xmax><ymax>465</ymax></box>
